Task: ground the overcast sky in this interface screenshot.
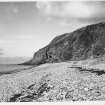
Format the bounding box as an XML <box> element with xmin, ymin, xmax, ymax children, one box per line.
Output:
<box><xmin>0</xmin><ymin>1</ymin><xmax>105</xmax><ymax>57</ymax></box>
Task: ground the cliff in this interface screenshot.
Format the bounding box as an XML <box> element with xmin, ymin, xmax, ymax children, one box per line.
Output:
<box><xmin>23</xmin><ymin>22</ymin><xmax>105</xmax><ymax>65</ymax></box>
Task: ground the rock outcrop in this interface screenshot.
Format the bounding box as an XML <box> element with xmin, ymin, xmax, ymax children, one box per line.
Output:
<box><xmin>23</xmin><ymin>22</ymin><xmax>105</xmax><ymax>65</ymax></box>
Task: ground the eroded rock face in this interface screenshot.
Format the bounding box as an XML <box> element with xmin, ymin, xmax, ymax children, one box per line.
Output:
<box><xmin>23</xmin><ymin>22</ymin><xmax>105</xmax><ymax>65</ymax></box>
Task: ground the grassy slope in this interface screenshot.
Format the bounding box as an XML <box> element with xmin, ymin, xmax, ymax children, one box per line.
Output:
<box><xmin>0</xmin><ymin>60</ymin><xmax>105</xmax><ymax>101</ymax></box>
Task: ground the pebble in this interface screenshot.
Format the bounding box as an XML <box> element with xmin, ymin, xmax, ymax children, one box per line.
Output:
<box><xmin>84</xmin><ymin>88</ymin><xmax>89</xmax><ymax>91</ymax></box>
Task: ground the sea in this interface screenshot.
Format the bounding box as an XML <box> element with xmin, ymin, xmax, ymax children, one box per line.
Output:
<box><xmin>0</xmin><ymin>57</ymin><xmax>32</xmax><ymax>75</ymax></box>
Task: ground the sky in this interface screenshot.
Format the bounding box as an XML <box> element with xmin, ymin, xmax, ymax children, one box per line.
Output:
<box><xmin>0</xmin><ymin>1</ymin><xmax>105</xmax><ymax>57</ymax></box>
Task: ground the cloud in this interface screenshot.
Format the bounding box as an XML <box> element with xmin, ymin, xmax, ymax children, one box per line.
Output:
<box><xmin>36</xmin><ymin>1</ymin><xmax>105</xmax><ymax>23</ymax></box>
<box><xmin>36</xmin><ymin>2</ymin><xmax>93</xmax><ymax>19</ymax></box>
<box><xmin>0</xmin><ymin>48</ymin><xmax>4</xmax><ymax>55</ymax></box>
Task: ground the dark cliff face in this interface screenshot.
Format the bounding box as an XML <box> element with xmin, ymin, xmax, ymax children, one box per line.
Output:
<box><xmin>23</xmin><ymin>22</ymin><xmax>105</xmax><ymax>65</ymax></box>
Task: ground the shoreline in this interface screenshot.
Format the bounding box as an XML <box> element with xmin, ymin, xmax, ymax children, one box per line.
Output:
<box><xmin>0</xmin><ymin>64</ymin><xmax>34</xmax><ymax>76</ymax></box>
